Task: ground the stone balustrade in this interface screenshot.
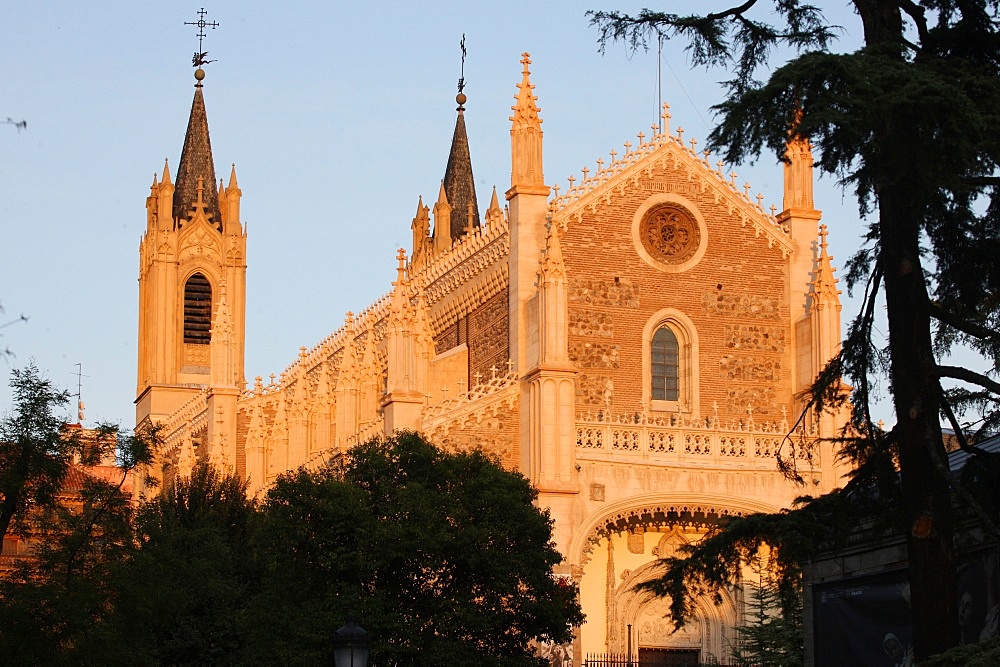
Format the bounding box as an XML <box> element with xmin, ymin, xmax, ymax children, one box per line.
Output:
<box><xmin>575</xmin><ymin>411</ymin><xmax>816</xmax><ymax>470</ymax></box>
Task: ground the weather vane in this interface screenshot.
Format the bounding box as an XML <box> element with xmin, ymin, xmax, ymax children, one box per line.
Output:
<box><xmin>185</xmin><ymin>8</ymin><xmax>220</xmax><ymax>68</ymax></box>
<box><xmin>457</xmin><ymin>34</ymin><xmax>467</xmax><ymax>95</ymax></box>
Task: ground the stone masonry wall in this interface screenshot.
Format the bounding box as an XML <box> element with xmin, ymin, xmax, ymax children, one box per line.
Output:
<box><xmin>561</xmin><ymin>163</ymin><xmax>793</xmax><ymax>421</ymax></box>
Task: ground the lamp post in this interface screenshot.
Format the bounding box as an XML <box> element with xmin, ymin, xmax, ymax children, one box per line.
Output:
<box><xmin>332</xmin><ymin>619</ymin><xmax>370</xmax><ymax>667</ymax></box>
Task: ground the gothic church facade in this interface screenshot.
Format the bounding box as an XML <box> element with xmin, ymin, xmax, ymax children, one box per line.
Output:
<box><xmin>136</xmin><ymin>56</ymin><xmax>847</xmax><ymax>662</ymax></box>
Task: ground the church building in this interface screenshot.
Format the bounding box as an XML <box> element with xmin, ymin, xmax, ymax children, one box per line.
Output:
<box><xmin>135</xmin><ymin>55</ymin><xmax>848</xmax><ymax>663</ymax></box>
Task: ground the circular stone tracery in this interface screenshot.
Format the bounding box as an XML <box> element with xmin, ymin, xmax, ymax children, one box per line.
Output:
<box><xmin>639</xmin><ymin>203</ymin><xmax>701</xmax><ymax>265</ymax></box>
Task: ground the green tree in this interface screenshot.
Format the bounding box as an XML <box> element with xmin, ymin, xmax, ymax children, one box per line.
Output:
<box><xmin>0</xmin><ymin>363</ymin><xmax>79</xmax><ymax>540</ymax></box>
<box><xmin>90</xmin><ymin>464</ymin><xmax>261</xmax><ymax>665</ymax></box>
<box><xmin>0</xmin><ymin>421</ymin><xmax>158</xmax><ymax>662</ymax></box>
<box><xmin>251</xmin><ymin>431</ymin><xmax>583</xmax><ymax>665</ymax></box>
<box><xmin>589</xmin><ymin>2</ymin><xmax>1000</xmax><ymax>659</ymax></box>
<box><xmin>730</xmin><ymin>552</ymin><xmax>803</xmax><ymax>666</ymax></box>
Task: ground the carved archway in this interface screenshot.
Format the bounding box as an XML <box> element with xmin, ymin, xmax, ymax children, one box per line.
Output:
<box><xmin>609</xmin><ymin>558</ymin><xmax>739</xmax><ymax>662</ymax></box>
<box><xmin>569</xmin><ymin>493</ymin><xmax>781</xmax><ymax>568</ymax></box>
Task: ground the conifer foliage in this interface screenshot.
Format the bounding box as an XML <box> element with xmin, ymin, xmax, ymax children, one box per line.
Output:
<box><xmin>590</xmin><ymin>1</ymin><xmax>1000</xmax><ymax>660</ymax></box>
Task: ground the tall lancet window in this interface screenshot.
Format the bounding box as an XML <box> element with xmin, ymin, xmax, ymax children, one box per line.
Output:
<box><xmin>651</xmin><ymin>326</ymin><xmax>680</xmax><ymax>401</ymax></box>
<box><xmin>183</xmin><ymin>273</ymin><xmax>212</xmax><ymax>344</ymax></box>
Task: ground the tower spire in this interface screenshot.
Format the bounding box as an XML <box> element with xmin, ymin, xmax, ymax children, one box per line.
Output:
<box><xmin>442</xmin><ymin>36</ymin><xmax>479</xmax><ymax>242</ymax></box>
<box><xmin>173</xmin><ymin>74</ymin><xmax>221</xmax><ymax>226</ymax></box>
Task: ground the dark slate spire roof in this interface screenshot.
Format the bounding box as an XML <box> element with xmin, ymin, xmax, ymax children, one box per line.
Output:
<box><xmin>173</xmin><ymin>81</ymin><xmax>221</xmax><ymax>227</ymax></box>
<box><xmin>443</xmin><ymin>98</ymin><xmax>479</xmax><ymax>240</ymax></box>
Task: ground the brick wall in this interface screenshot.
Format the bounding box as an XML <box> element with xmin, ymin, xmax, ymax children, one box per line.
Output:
<box><xmin>562</xmin><ymin>166</ymin><xmax>793</xmax><ymax>421</ymax></box>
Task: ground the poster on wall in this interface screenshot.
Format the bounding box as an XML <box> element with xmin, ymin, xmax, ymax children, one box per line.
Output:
<box><xmin>813</xmin><ymin>547</ymin><xmax>1000</xmax><ymax>665</ymax></box>
<box><xmin>813</xmin><ymin>569</ymin><xmax>913</xmax><ymax>667</ymax></box>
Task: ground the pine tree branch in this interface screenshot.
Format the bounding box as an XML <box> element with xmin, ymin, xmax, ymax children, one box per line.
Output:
<box><xmin>897</xmin><ymin>0</ymin><xmax>929</xmax><ymax>46</ymax></box>
<box><xmin>937</xmin><ymin>365</ymin><xmax>1000</xmax><ymax>395</ymax></box>
<box><xmin>674</xmin><ymin>0</ymin><xmax>759</xmax><ymax>28</ymax></box>
<box><xmin>961</xmin><ymin>176</ymin><xmax>1000</xmax><ymax>186</ymax></box>
<box><xmin>929</xmin><ymin>302</ymin><xmax>1000</xmax><ymax>342</ymax></box>
<box><xmin>940</xmin><ymin>396</ymin><xmax>985</xmax><ymax>456</ymax></box>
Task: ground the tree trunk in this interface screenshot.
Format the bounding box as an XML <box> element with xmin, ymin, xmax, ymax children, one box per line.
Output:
<box><xmin>880</xmin><ymin>175</ymin><xmax>959</xmax><ymax>659</ymax></box>
<box><xmin>855</xmin><ymin>0</ymin><xmax>959</xmax><ymax>658</ymax></box>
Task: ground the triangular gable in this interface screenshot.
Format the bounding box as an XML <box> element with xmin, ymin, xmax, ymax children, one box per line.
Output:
<box><xmin>550</xmin><ymin>128</ymin><xmax>793</xmax><ymax>258</ymax></box>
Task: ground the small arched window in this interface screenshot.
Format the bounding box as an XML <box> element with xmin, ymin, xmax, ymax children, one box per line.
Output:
<box><xmin>183</xmin><ymin>273</ymin><xmax>212</xmax><ymax>344</ymax></box>
<box><xmin>642</xmin><ymin>309</ymin><xmax>699</xmax><ymax>414</ymax></box>
<box><xmin>651</xmin><ymin>326</ymin><xmax>680</xmax><ymax>401</ymax></box>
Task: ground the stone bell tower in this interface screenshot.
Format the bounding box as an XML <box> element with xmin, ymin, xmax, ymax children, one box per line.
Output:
<box><xmin>136</xmin><ymin>66</ymin><xmax>247</xmax><ymax>464</ymax></box>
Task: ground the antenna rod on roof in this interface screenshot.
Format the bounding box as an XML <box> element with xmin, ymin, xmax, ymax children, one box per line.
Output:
<box><xmin>657</xmin><ymin>33</ymin><xmax>663</xmax><ymax>134</ymax></box>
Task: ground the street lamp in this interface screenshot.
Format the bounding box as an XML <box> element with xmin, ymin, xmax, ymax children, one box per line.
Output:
<box><xmin>332</xmin><ymin>619</ymin><xmax>370</xmax><ymax>667</ymax></box>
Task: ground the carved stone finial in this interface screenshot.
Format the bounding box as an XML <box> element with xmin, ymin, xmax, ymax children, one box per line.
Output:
<box><xmin>520</xmin><ymin>52</ymin><xmax>532</xmax><ymax>75</ymax></box>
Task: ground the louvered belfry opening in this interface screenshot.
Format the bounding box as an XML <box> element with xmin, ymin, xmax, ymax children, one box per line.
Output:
<box><xmin>183</xmin><ymin>273</ymin><xmax>212</xmax><ymax>344</ymax></box>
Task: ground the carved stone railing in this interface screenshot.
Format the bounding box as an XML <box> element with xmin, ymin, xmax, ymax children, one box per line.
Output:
<box><xmin>412</xmin><ymin>210</ymin><xmax>509</xmax><ymax>305</ymax></box>
<box><xmin>345</xmin><ymin>418</ymin><xmax>385</xmax><ymax>448</ymax></box>
<box><xmin>575</xmin><ymin>411</ymin><xmax>816</xmax><ymax>470</ymax></box>
<box><xmin>300</xmin><ymin>446</ymin><xmax>342</xmax><ymax>473</ymax></box>
<box><xmin>160</xmin><ymin>388</ymin><xmax>210</xmax><ymax>452</ymax></box>
<box><xmin>421</xmin><ymin>368</ymin><xmax>519</xmax><ymax>434</ymax></box>
<box><xmin>296</xmin><ymin>418</ymin><xmax>385</xmax><ymax>474</ymax></box>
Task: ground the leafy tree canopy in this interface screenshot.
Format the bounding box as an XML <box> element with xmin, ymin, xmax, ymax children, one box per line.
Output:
<box><xmin>252</xmin><ymin>431</ymin><xmax>583</xmax><ymax>666</ymax></box>
<box><xmin>0</xmin><ymin>363</ymin><xmax>79</xmax><ymax>540</ymax></box>
<box><xmin>590</xmin><ymin>1</ymin><xmax>1000</xmax><ymax>659</ymax></box>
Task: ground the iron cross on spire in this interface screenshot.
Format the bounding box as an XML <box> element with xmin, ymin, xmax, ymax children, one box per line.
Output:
<box><xmin>457</xmin><ymin>33</ymin><xmax>467</xmax><ymax>95</ymax></box>
<box><xmin>185</xmin><ymin>8</ymin><xmax>220</xmax><ymax>68</ymax></box>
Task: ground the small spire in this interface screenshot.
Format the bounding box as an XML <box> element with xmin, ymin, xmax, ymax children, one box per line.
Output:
<box><xmin>485</xmin><ymin>185</ymin><xmax>504</xmax><ymax>228</ymax></box>
<box><xmin>394</xmin><ymin>248</ymin><xmax>408</xmax><ymax>286</ymax></box>
<box><xmin>812</xmin><ymin>224</ymin><xmax>841</xmax><ymax>305</ymax></box>
<box><xmin>782</xmin><ymin>107</ymin><xmax>816</xmax><ymax>212</ymax></box>
<box><xmin>228</xmin><ymin>163</ymin><xmax>239</xmax><ymax>190</ymax></box>
<box><xmin>151</xmin><ymin>173</ymin><xmax>159</xmax><ymax>189</ymax></box>
<box><xmin>411</xmin><ymin>195</ymin><xmax>431</xmax><ymax>267</ymax></box>
<box><xmin>540</xmin><ymin>221</ymin><xmax>566</xmax><ymax>280</ymax></box>
<box><xmin>465</xmin><ymin>202</ymin><xmax>476</xmax><ymax>236</ymax></box>
<box><xmin>162</xmin><ymin>158</ymin><xmax>172</xmax><ymax>186</ymax></box>
<box><xmin>510</xmin><ymin>52</ymin><xmax>544</xmax><ymax>188</ymax></box>
<box><xmin>433</xmin><ymin>182</ymin><xmax>452</xmax><ymax>254</ymax></box>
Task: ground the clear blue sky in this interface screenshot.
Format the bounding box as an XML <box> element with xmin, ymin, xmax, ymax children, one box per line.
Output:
<box><xmin>1</xmin><ymin>2</ymin><xmax>876</xmax><ymax>427</ymax></box>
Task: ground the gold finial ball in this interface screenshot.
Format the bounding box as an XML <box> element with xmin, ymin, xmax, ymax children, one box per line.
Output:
<box><xmin>456</xmin><ymin>92</ymin><xmax>467</xmax><ymax>106</ymax></box>
<box><xmin>194</xmin><ymin>68</ymin><xmax>206</xmax><ymax>81</ymax></box>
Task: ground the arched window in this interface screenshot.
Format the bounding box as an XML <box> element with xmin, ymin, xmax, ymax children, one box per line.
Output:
<box><xmin>642</xmin><ymin>309</ymin><xmax>699</xmax><ymax>414</ymax></box>
<box><xmin>651</xmin><ymin>326</ymin><xmax>679</xmax><ymax>401</ymax></box>
<box><xmin>183</xmin><ymin>273</ymin><xmax>212</xmax><ymax>344</ymax></box>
